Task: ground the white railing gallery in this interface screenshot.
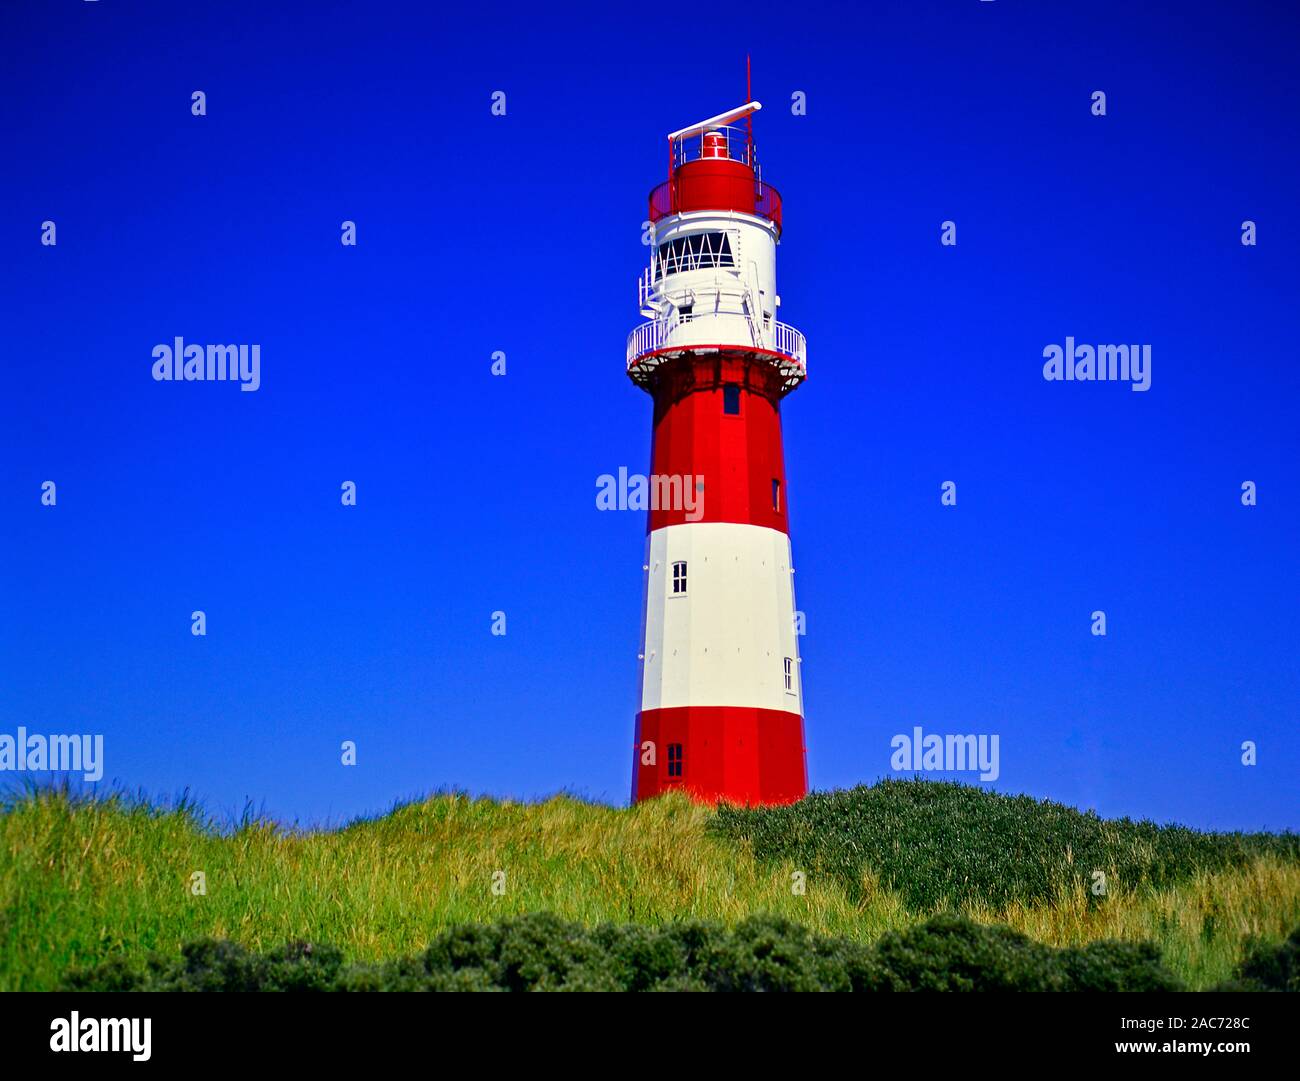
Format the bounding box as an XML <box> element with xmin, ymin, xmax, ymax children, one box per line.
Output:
<box><xmin>626</xmin><ymin>314</ymin><xmax>807</xmax><ymax>371</ymax></box>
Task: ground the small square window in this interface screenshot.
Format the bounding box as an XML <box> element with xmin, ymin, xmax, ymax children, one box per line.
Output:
<box><xmin>667</xmin><ymin>743</ymin><xmax>683</xmax><ymax>778</ymax></box>
<box><xmin>723</xmin><ymin>384</ymin><xmax>740</xmax><ymax>415</ymax></box>
<box><xmin>672</xmin><ymin>561</ymin><xmax>687</xmax><ymax>595</ymax></box>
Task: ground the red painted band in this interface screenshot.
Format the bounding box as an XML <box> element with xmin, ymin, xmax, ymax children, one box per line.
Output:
<box><xmin>646</xmin><ymin>354</ymin><xmax>791</xmax><ymax>534</ymax></box>
<box><xmin>633</xmin><ymin>705</ymin><xmax>808</xmax><ymax>806</ymax></box>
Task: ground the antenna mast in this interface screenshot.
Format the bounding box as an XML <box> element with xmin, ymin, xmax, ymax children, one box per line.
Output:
<box><xmin>746</xmin><ymin>56</ymin><xmax>754</xmax><ymax>165</ymax></box>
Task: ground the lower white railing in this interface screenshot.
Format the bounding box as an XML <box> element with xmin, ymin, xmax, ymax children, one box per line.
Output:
<box><xmin>626</xmin><ymin>315</ymin><xmax>807</xmax><ymax>371</ymax></box>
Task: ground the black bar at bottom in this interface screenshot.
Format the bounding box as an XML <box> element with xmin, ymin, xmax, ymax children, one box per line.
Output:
<box><xmin>0</xmin><ymin>991</ymin><xmax>1290</xmax><ymax>1067</ymax></box>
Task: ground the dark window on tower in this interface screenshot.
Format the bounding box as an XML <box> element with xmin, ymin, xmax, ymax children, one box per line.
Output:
<box><xmin>772</xmin><ymin>478</ymin><xmax>781</xmax><ymax>512</ymax></box>
<box><xmin>655</xmin><ymin>231</ymin><xmax>736</xmax><ymax>279</ymax></box>
<box><xmin>784</xmin><ymin>657</ymin><xmax>794</xmax><ymax>692</ymax></box>
<box><xmin>723</xmin><ymin>384</ymin><xmax>741</xmax><ymax>415</ymax></box>
<box><xmin>672</xmin><ymin>560</ymin><xmax>687</xmax><ymax>595</ymax></box>
<box><xmin>667</xmin><ymin>743</ymin><xmax>683</xmax><ymax>778</ymax></box>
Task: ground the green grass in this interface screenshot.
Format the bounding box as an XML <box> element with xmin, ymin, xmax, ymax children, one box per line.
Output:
<box><xmin>2</xmin><ymin>779</ymin><xmax>1298</xmax><ymax>990</ymax></box>
<box><xmin>711</xmin><ymin>779</ymin><xmax>1300</xmax><ymax>909</ymax></box>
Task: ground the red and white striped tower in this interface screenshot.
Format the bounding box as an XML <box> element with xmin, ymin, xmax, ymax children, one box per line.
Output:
<box><xmin>627</xmin><ymin>99</ymin><xmax>808</xmax><ymax>806</ymax></box>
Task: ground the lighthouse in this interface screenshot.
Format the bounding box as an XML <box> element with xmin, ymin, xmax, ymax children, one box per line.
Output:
<box><xmin>628</xmin><ymin>100</ymin><xmax>808</xmax><ymax>806</ymax></box>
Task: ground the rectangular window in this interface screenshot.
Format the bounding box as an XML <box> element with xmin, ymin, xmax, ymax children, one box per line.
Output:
<box><xmin>723</xmin><ymin>384</ymin><xmax>740</xmax><ymax>415</ymax></box>
<box><xmin>655</xmin><ymin>232</ymin><xmax>735</xmax><ymax>280</ymax></box>
<box><xmin>772</xmin><ymin>478</ymin><xmax>781</xmax><ymax>512</ymax></box>
<box><xmin>667</xmin><ymin>743</ymin><xmax>683</xmax><ymax>778</ymax></box>
<box><xmin>784</xmin><ymin>657</ymin><xmax>794</xmax><ymax>692</ymax></box>
<box><xmin>672</xmin><ymin>560</ymin><xmax>687</xmax><ymax>595</ymax></box>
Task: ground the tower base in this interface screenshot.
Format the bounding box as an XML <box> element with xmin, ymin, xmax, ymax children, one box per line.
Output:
<box><xmin>632</xmin><ymin>705</ymin><xmax>807</xmax><ymax>806</ymax></box>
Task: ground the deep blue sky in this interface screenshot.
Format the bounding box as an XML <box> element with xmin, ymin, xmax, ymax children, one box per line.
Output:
<box><xmin>2</xmin><ymin>1</ymin><xmax>1296</xmax><ymax>829</ymax></box>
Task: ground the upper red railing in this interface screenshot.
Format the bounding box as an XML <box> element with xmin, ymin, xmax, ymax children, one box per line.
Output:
<box><xmin>649</xmin><ymin>113</ymin><xmax>783</xmax><ymax>231</ymax></box>
<box><xmin>648</xmin><ymin>177</ymin><xmax>783</xmax><ymax>232</ymax></box>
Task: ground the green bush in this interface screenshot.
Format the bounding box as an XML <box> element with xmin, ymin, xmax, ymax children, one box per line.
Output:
<box><xmin>62</xmin><ymin>912</ymin><xmax>1188</xmax><ymax>992</ymax></box>
<box><xmin>62</xmin><ymin>939</ymin><xmax>349</xmax><ymax>992</ymax></box>
<box><xmin>709</xmin><ymin>779</ymin><xmax>1300</xmax><ymax>910</ymax></box>
<box><xmin>1213</xmin><ymin>926</ymin><xmax>1300</xmax><ymax>992</ymax></box>
<box><xmin>861</xmin><ymin>913</ymin><xmax>1181</xmax><ymax>992</ymax></box>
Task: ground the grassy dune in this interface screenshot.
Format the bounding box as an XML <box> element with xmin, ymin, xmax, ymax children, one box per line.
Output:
<box><xmin>2</xmin><ymin>781</ymin><xmax>1297</xmax><ymax>990</ymax></box>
